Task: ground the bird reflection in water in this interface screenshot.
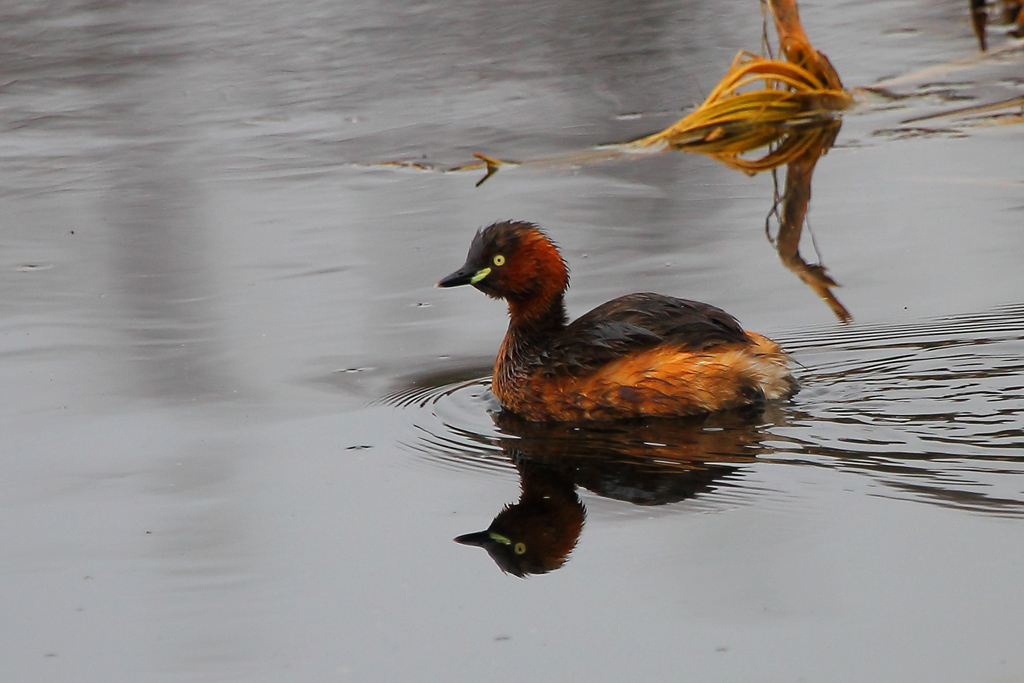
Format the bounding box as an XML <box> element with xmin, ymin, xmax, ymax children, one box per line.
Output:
<box><xmin>455</xmin><ymin>409</ymin><xmax>769</xmax><ymax>576</ymax></box>
<box><xmin>454</xmin><ymin>459</ymin><xmax>584</xmax><ymax>577</ymax></box>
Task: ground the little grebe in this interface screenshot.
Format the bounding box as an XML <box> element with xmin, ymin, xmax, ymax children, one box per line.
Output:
<box><xmin>438</xmin><ymin>221</ymin><xmax>797</xmax><ymax>421</ymax></box>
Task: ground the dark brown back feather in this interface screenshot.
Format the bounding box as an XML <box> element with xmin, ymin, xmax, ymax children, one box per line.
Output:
<box><xmin>536</xmin><ymin>293</ymin><xmax>751</xmax><ymax>378</ymax></box>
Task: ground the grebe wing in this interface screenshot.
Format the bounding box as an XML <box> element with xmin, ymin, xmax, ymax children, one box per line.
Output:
<box><xmin>541</xmin><ymin>293</ymin><xmax>750</xmax><ymax>376</ymax></box>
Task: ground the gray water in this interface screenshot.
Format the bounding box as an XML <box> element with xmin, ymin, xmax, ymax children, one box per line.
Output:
<box><xmin>2</xmin><ymin>1</ymin><xmax>1023</xmax><ymax>681</ymax></box>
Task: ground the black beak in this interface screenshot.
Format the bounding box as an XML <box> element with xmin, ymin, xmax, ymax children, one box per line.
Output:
<box><xmin>453</xmin><ymin>530</ymin><xmax>494</xmax><ymax>547</ymax></box>
<box><xmin>437</xmin><ymin>263</ymin><xmax>476</xmax><ymax>288</ymax></box>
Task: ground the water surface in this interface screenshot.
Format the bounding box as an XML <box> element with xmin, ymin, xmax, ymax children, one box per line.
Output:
<box><xmin>1</xmin><ymin>1</ymin><xmax>1023</xmax><ymax>681</ymax></box>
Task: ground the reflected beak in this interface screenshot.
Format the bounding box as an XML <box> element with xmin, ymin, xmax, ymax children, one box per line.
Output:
<box><xmin>437</xmin><ymin>263</ymin><xmax>489</xmax><ymax>288</ymax></box>
<box><xmin>454</xmin><ymin>530</ymin><xmax>509</xmax><ymax>547</ymax></box>
<box><xmin>454</xmin><ymin>530</ymin><xmax>491</xmax><ymax>547</ymax></box>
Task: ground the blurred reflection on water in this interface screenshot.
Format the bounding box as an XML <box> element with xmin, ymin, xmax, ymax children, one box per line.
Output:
<box><xmin>453</xmin><ymin>409</ymin><xmax>767</xmax><ymax>575</ymax></box>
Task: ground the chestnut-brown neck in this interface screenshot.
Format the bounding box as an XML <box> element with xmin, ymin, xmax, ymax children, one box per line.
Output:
<box><xmin>494</xmin><ymin>291</ymin><xmax>567</xmax><ymax>398</ymax></box>
<box><xmin>507</xmin><ymin>291</ymin><xmax>568</xmax><ymax>344</ymax></box>
<box><xmin>493</xmin><ymin>228</ymin><xmax>569</xmax><ymax>388</ymax></box>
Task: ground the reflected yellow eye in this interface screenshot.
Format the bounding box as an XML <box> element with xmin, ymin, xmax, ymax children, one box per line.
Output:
<box><xmin>493</xmin><ymin>254</ymin><xmax>505</xmax><ymax>267</ymax></box>
<box><xmin>513</xmin><ymin>542</ymin><xmax>526</xmax><ymax>555</ymax></box>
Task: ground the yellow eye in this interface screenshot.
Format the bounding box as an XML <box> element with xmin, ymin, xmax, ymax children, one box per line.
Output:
<box><xmin>493</xmin><ymin>254</ymin><xmax>505</xmax><ymax>267</ymax></box>
<box><xmin>513</xmin><ymin>542</ymin><xmax>526</xmax><ymax>555</ymax></box>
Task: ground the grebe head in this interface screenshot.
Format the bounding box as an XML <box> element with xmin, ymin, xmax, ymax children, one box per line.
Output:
<box><xmin>437</xmin><ymin>221</ymin><xmax>568</xmax><ymax>304</ymax></box>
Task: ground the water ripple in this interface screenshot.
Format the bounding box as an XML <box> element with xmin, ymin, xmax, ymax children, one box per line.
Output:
<box><xmin>776</xmin><ymin>303</ymin><xmax>1024</xmax><ymax>514</ymax></box>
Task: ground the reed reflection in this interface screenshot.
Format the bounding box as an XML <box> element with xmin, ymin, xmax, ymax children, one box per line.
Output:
<box><xmin>456</xmin><ymin>409</ymin><xmax>768</xmax><ymax>576</ymax></box>
<box><xmin>763</xmin><ymin>120</ymin><xmax>850</xmax><ymax>323</ymax></box>
<box><xmin>645</xmin><ymin>110</ymin><xmax>850</xmax><ymax>322</ymax></box>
